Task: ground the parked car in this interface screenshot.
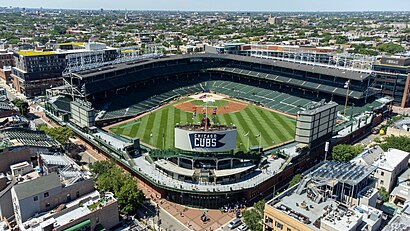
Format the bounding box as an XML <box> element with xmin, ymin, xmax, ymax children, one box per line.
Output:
<box><xmin>237</xmin><ymin>224</ymin><xmax>248</xmax><ymax>231</ymax></box>
<box><xmin>227</xmin><ymin>218</ymin><xmax>242</xmax><ymax>229</ymax></box>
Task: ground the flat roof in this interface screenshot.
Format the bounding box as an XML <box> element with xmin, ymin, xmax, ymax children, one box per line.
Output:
<box><xmin>58</xmin><ymin>42</ymin><xmax>86</xmax><ymax>46</ymax></box>
<box><xmin>75</xmin><ymin>53</ymin><xmax>371</xmax><ymax>81</ymax></box>
<box><xmin>300</xmin><ymin>101</ymin><xmax>338</xmax><ymax>116</ymax></box>
<box><xmin>16</xmin><ymin>50</ymin><xmax>57</xmax><ymax>56</ymax></box>
<box><xmin>13</xmin><ymin>172</ymin><xmax>61</xmax><ymax>200</ymax></box>
<box><xmin>95</xmin><ymin>130</ymin><xmax>131</xmax><ymax>150</ymax></box>
<box><xmin>383</xmin><ymin>213</ymin><xmax>410</xmax><ymax>231</ymax></box>
<box><xmin>272</xmin><ymin>188</ymin><xmax>338</xmax><ymax>228</ymax></box>
<box><xmin>155</xmin><ymin>159</ymin><xmax>194</xmax><ymax>177</ymax></box>
<box><xmin>213</xmin><ymin>165</ymin><xmax>254</xmax><ymax>178</ymax></box>
<box><xmin>374</xmin><ymin>149</ymin><xmax>410</xmax><ymax>172</ymax></box>
<box><xmin>16</xmin><ymin>47</ymin><xmax>116</xmax><ymax>57</ymax></box>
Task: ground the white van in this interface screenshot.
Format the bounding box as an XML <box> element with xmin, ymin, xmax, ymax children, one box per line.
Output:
<box><xmin>227</xmin><ymin>218</ymin><xmax>242</xmax><ymax>229</ymax></box>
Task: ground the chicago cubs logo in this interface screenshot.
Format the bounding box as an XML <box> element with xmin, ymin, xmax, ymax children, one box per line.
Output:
<box><xmin>189</xmin><ymin>133</ymin><xmax>226</xmax><ymax>149</ymax></box>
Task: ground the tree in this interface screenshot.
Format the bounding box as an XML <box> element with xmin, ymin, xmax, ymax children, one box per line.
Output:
<box><xmin>117</xmin><ymin>175</ymin><xmax>145</xmax><ymax>214</ymax></box>
<box><xmin>288</xmin><ymin>174</ymin><xmax>301</xmax><ymax>188</ymax></box>
<box><xmin>90</xmin><ymin>160</ymin><xmax>144</xmax><ymax>214</ymax></box>
<box><xmin>254</xmin><ymin>199</ymin><xmax>266</xmax><ymax>215</ymax></box>
<box><xmin>38</xmin><ymin>125</ymin><xmax>74</xmax><ymax>144</ymax></box>
<box><xmin>376</xmin><ymin>43</ymin><xmax>405</xmax><ymax>54</ymax></box>
<box><xmin>379</xmin><ymin>136</ymin><xmax>410</xmax><ymax>152</ymax></box>
<box><xmin>90</xmin><ymin>160</ymin><xmax>115</xmax><ymax>177</ymax></box>
<box><xmin>331</xmin><ymin>144</ymin><xmax>363</xmax><ymax>162</ymax></box>
<box><xmin>242</xmin><ymin>200</ymin><xmax>265</xmax><ymax>231</ymax></box>
<box><xmin>378</xmin><ymin>187</ymin><xmax>389</xmax><ymax>202</ymax></box>
<box><xmin>12</xmin><ymin>98</ymin><xmax>29</xmax><ymax>115</ymax></box>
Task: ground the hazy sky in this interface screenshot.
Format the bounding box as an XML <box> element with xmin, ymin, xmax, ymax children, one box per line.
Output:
<box><xmin>1</xmin><ymin>0</ymin><xmax>409</xmax><ymax>11</ymax></box>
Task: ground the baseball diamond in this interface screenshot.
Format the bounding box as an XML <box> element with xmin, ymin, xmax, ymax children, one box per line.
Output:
<box><xmin>108</xmin><ymin>94</ymin><xmax>296</xmax><ymax>151</ymax></box>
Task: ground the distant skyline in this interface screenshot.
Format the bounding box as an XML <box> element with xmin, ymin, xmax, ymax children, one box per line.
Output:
<box><xmin>1</xmin><ymin>0</ymin><xmax>410</xmax><ymax>12</ymax></box>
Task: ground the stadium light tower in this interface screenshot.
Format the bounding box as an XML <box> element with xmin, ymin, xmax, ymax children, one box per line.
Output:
<box><xmin>344</xmin><ymin>80</ymin><xmax>351</xmax><ymax>116</ymax></box>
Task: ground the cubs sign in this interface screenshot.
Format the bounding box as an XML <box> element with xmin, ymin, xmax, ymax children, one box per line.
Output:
<box><xmin>175</xmin><ymin>127</ymin><xmax>236</xmax><ymax>152</ymax></box>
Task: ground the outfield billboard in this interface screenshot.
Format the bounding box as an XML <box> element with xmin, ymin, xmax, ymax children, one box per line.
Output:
<box><xmin>175</xmin><ymin>127</ymin><xmax>236</xmax><ymax>152</ymax></box>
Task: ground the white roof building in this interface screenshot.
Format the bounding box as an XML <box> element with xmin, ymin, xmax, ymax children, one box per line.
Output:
<box><xmin>353</xmin><ymin>147</ymin><xmax>410</xmax><ymax>193</ymax></box>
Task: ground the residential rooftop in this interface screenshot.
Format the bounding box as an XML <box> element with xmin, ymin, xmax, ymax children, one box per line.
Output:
<box><xmin>19</xmin><ymin>191</ymin><xmax>116</xmax><ymax>231</ymax></box>
<box><xmin>373</xmin><ymin>148</ymin><xmax>409</xmax><ymax>172</ymax></box>
<box><xmin>382</xmin><ymin>202</ymin><xmax>410</xmax><ymax>231</ymax></box>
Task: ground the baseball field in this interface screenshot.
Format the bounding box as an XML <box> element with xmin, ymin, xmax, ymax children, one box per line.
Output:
<box><xmin>108</xmin><ymin>94</ymin><xmax>296</xmax><ymax>151</ymax></box>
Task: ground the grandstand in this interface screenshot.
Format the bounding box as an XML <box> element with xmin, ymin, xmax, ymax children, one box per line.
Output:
<box><xmin>95</xmin><ymin>77</ymin><xmax>383</xmax><ymax>122</ymax></box>
<box><xmin>44</xmin><ymin>53</ymin><xmax>392</xmax><ymax>209</ymax></box>
<box><xmin>51</xmin><ymin>53</ymin><xmax>388</xmax><ymax>124</ymax></box>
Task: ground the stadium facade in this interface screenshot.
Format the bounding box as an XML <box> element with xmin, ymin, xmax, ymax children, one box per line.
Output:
<box><xmin>44</xmin><ymin>52</ymin><xmax>393</xmax><ymax>208</ymax></box>
<box><xmin>48</xmin><ymin>53</ymin><xmax>384</xmax><ymax>123</ymax></box>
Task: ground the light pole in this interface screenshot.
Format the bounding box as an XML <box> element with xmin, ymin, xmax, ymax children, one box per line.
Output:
<box><xmin>257</xmin><ymin>134</ymin><xmax>262</xmax><ymax>154</ymax></box>
<box><xmin>344</xmin><ymin>80</ymin><xmax>350</xmax><ymax>117</ymax></box>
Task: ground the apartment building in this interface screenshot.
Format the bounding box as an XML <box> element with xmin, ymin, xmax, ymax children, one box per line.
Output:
<box><xmin>263</xmin><ymin>161</ymin><xmax>382</xmax><ymax>231</ymax></box>
<box><xmin>11</xmin><ymin>42</ymin><xmax>118</xmax><ymax>97</ymax></box>
<box><xmin>11</xmin><ymin>172</ymin><xmax>95</xmax><ymax>224</ymax></box>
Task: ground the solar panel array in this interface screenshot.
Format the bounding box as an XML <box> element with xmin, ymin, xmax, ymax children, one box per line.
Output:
<box><xmin>308</xmin><ymin>161</ymin><xmax>375</xmax><ymax>185</ymax></box>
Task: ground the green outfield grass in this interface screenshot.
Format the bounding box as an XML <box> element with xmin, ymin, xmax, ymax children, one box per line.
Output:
<box><xmin>109</xmin><ymin>99</ymin><xmax>296</xmax><ymax>151</ymax></box>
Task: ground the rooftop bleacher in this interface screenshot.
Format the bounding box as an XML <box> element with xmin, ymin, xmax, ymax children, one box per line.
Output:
<box><xmin>0</xmin><ymin>128</ymin><xmax>60</xmax><ymax>148</ymax></box>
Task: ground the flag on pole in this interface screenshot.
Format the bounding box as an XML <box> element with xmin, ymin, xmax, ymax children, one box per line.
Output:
<box><xmin>244</xmin><ymin>132</ymin><xmax>249</xmax><ymax>137</ymax></box>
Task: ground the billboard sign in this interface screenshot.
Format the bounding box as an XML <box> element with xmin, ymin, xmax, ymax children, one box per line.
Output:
<box><xmin>175</xmin><ymin>127</ymin><xmax>236</xmax><ymax>152</ymax></box>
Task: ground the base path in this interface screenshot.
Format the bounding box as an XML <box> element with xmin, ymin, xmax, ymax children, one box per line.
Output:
<box><xmin>174</xmin><ymin>99</ymin><xmax>247</xmax><ymax>115</ymax></box>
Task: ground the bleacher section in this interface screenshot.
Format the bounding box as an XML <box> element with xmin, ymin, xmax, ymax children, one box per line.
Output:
<box><xmin>94</xmin><ymin>74</ymin><xmax>384</xmax><ymax>121</ymax></box>
<box><xmin>96</xmin><ymin>76</ymin><xmax>316</xmax><ymax>120</ymax></box>
<box><xmin>98</xmin><ymin>79</ymin><xmax>204</xmax><ymax>120</ymax></box>
<box><xmin>207</xmin><ymin>67</ymin><xmax>364</xmax><ymax>99</ymax></box>
<box><xmin>0</xmin><ymin>128</ymin><xmax>60</xmax><ymax>147</ymax></box>
<box><xmin>207</xmin><ymin>80</ymin><xmax>314</xmax><ymax>114</ymax></box>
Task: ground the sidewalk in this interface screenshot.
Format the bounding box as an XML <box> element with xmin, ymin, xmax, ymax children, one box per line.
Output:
<box><xmin>137</xmin><ymin>180</ymin><xmax>235</xmax><ymax>231</ymax></box>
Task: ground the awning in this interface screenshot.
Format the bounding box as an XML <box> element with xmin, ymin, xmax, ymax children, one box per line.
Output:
<box><xmin>63</xmin><ymin>219</ymin><xmax>91</xmax><ymax>231</ymax></box>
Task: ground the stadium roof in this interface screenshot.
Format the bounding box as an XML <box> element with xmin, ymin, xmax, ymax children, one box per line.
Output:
<box><xmin>74</xmin><ymin>53</ymin><xmax>371</xmax><ymax>81</ymax></box>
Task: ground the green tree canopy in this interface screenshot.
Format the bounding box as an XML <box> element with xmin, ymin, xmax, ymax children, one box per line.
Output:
<box><xmin>38</xmin><ymin>124</ymin><xmax>74</xmax><ymax>144</ymax></box>
<box><xmin>288</xmin><ymin>174</ymin><xmax>302</xmax><ymax>188</ymax></box>
<box><xmin>90</xmin><ymin>160</ymin><xmax>144</xmax><ymax>214</ymax></box>
<box><xmin>376</xmin><ymin>43</ymin><xmax>405</xmax><ymax>54</ymax></box>
<box><xmin>378</xmin><ymin>187</ymin><xmax>389</xmax><ymax>202</ymax></box>
<box><xmin>331</xmin><ymin>144</ymin><xmax>363</xmax><ymax>162</ymax></box>
<box><xmin>379</xmin><ymin>135</ymin><xmax>410</xmax><ymax>152</ymax></box>
<box><xmin>242</xmin><ymin>200</ymin><xmax>265</xmax><ymax>231</ymax></box>
<box><xmin>12</xmin><ymin>98</ymin><xmax>29</xmax><ymax>115</ymax></box>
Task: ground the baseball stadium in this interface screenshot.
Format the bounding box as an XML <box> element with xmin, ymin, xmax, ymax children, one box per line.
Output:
<box><xmin>46</xmin><ymin>53</ymin><xmax>390</xmax><ymax>208</ymax></box>
<box><xmin>107</xmin><ymin>93</ymin><xmax>296</xmax><ymax>151</ymax></box>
